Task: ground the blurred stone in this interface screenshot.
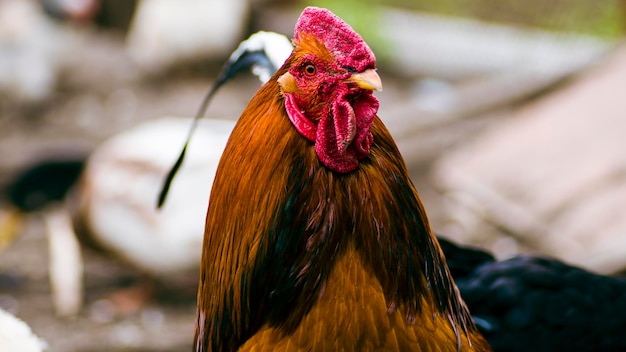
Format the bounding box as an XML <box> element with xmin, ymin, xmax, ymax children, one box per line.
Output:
<box><xmin>380</xmin><ymin>9</ymin><xmax>613</xmax><ymax>79</ymax></box>
<box><xmin>434</xmin><ymin>45</ymin><xmax>626</xmax><ymax>274</ymax></box>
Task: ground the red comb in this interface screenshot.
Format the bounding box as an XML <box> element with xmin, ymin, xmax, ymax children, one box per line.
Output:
<box><xmin>294</xmin><ymin>7</ymin><xmax>375</xmax><ymax>72</ymax></box>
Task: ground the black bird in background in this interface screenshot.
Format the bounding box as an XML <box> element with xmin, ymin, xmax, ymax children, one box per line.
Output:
<box><xmin>438</xmin><ymin>237</ymin><xmax>626</xmax><ymax>352</ymax></box>
<box><xmin>3</xmin><ymin>158</ymin><xmax>85</xmax><ymax>213</ymax></box>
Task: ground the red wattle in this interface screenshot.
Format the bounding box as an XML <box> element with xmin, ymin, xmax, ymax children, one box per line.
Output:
<box><xmin>284</xmin><ymin>90</ymin><xmax>379</xmax><ymax>173</ymax></box>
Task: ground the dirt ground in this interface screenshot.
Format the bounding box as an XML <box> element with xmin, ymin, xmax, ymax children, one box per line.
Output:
<box><xmin>0</xmin><ymin>19</ymin><xmax>484</xmax><ymax>351</ymax></box>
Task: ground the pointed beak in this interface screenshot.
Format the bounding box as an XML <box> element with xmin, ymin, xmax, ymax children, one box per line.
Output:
<box><xmin>346</xmin><ymin>68</ymin><xmax>383</xmax><ymax>92</ymax></box>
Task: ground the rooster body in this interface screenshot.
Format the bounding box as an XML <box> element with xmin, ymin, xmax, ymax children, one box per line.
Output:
<box><xmin>239</xmin><ymin>244</ymin><xmax>470</xmax><ymax>351</ymax></box>
<box><xmin>195</xmin><ymin>7</ymin><xmax>490</xmax><ymax>351</ymax></box>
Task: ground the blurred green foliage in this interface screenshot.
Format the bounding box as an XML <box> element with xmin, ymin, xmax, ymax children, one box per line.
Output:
<box><xmin>394</xmin><ymin>0</ymin><xmax>625</xmax><ymax>38</ymax></box>
<box><xmin>304</xmin><ymin>0</ymin><xmax>625</xmax><ymax>39</ymax></box>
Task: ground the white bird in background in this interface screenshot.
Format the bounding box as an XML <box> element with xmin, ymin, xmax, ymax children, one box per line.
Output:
<box><xmin>0</xmin><ymin>31</ymin><xmax>294</xmax><ymax>316</ymax></box>
<box><xmin>70</xmin><ymin>117</ymin><xmax>233</xmax><ymax>275</ymax></box>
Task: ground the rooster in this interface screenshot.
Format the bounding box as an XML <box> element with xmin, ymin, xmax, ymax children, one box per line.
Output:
<box><xmin>192</xmin><ymin>29</ymin><xmax>626</xmax><ymax>351</ymax></box>
<box><xmin>194</xmin><ymin>7</ymin><xmax>491</xmax><ymax>351</ymax></box>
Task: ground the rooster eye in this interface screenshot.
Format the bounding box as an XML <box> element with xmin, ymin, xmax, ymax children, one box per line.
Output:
<box><xmin>304</xmin><ymin>64</ymin><xmax>316</xmax><ymax>76</ymax></box>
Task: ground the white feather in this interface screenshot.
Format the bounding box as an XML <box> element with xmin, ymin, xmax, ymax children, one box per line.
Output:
<box><xmin>228</xmin><ymin>31</ymin><xmax>293</xmax><ymax>82</ymax></box>
<box><xmin>0</xmin><ymin>309</ymin><xmax>47</xmax><ymax>352</ymax></box>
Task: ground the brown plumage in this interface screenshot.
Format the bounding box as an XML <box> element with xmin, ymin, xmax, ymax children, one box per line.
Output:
<box><xmin>194</xmin><ymin>7</ymin><xmax>491</xmax><ymax>351</ymax></box>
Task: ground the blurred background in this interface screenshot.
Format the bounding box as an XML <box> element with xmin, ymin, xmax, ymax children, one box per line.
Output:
<box><xmin>0</xmin><ymin>0</ymin><xmax>625</xmax><ymax>350</ymax></box>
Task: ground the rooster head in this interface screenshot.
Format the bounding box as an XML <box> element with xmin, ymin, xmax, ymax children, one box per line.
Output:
<box><xmin>278</xmin><ymin>7</ymin><xmax>382</xmax><ymax>173</ymax></box>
